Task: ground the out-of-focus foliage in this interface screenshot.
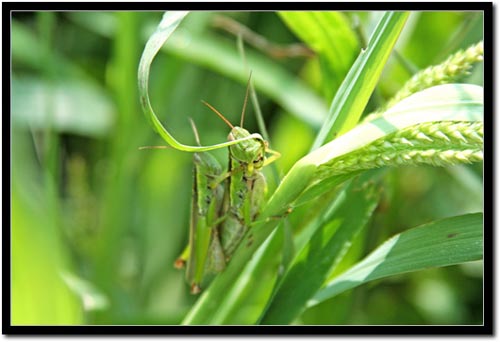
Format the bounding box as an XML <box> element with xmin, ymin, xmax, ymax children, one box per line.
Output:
<box><xmin>10</xmin><ymin>11</ymin><xmax>483</xmax><ymax>326</ymax></box>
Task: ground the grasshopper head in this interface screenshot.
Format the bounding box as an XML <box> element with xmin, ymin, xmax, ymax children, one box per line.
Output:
<box><xmin>228</xmin><ymin>127</ymin><xmax>266</xmax><ymax>171</ymax></box>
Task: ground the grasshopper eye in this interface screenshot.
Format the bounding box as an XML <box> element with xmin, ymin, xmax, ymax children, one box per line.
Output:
<box><xmin>253</xmin><ymin>155</ymin><xmax>265</xmax><ymax>168</ymax></box>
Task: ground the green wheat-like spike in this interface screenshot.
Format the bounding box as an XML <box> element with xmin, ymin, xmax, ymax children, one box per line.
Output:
<box><xmin>318</xmin><ymin>121</ymin><xmax>483</xmax><ymax>177</ymax></box>
<box><xmin>388</xmin><ymin>121</ymin><xmax>484</xmax><ymax>146</ymax></box>
<box><xmin>390</xmin><ymin>41</ymin><xmax>484</xmax><ymax>105</ymax></box>
<box><xmin>364</xmin><ymin>41</ymin><xmax>483</xmax><ymax>123</ymax></box>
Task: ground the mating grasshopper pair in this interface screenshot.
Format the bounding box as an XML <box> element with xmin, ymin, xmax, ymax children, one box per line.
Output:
<box><xmin>136</xmin><ymin>13</ymin><xmax>280</xmax><ymax>295</ymax></box>
<box><xmin>172</xmin><ymin>76</ymin><xmax>280</xmax><ymax>294</ymax></box>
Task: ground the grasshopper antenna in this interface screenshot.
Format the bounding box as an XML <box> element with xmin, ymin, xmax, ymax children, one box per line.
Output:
<box><xmin>188</xmin><ymin>117</ymin><xmax>202</xmax><ymax>146</ymax></box>
<box><xmin>240</xmin><ymin>71</ymin><xmax>252</xmax><ymax>128</ymax></box>
<box><xmin>201</xmin><ymin>100</ymin><xmax>234</xmax><ymax>129</ymax></box>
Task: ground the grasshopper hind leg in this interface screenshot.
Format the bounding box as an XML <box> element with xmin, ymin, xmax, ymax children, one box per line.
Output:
<box><xmin>189</xmin><ymin>229</ymin><xmax>226</xmax><ymax>295</ymax></box>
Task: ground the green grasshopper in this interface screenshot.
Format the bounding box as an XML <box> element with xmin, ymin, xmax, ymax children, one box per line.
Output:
<box><xmin>137</xmin><ymin>14</ymin><xmax>281</xmax><ymax>294</ymax></box>
<box><xmin>174</xmin><ymin>76</ymin><xmax>280</xmax><ymax>294</ymax></box>
<box><xmin>173</xmin><ymin>120</ymin><xmax>227</xmax><ymax>294</ymax></box>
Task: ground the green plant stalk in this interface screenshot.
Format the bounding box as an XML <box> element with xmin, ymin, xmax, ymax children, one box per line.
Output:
<box><xmin>37</xmin><ymin>11</ymin><xmax>62</xmax><ymax>276</ymax></box>
<box><xmin>434</xmin><ymin>12</ymin><xmax>482</xmax><ymax>63</ymax></box>
<box><xmin>38</xmin><ymin>11</ymin><xmax>58</xmax><ymax>181</ymax></box>
<box><xmin>94</xmin><ymin>13</ymin><xmax>142</xmax><ymax>321</ymax></box>
<box><xmin>181</xmin><ymin>219</ymin><xmax>282</xmax><ymax>324</ymax></box>
<box><xmin>210</xmin><ymin>225</ymin><xmax>284</xmax><ymax>324</ymax></box>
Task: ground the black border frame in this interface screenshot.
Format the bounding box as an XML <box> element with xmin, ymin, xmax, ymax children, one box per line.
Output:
<box><xmin>3</xmin><ymin>1</ymin><xmax>493</xmax><ymax>335</ymax></box>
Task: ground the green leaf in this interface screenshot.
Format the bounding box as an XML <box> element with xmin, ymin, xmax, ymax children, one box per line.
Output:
<box><xmin>278</xmin><ymin>12</ymin><xmax>359</xmax><ymax>100</ymax></box>
<box><xmin>12</xmin><ymin>76</ymin><xmax>115</xmax><ymax>137</ymax></box>
<box><xmin>311</xmin><ymin>11</ymin><xmax>410</xmax><ymax>150</ymax></box>
<box><xmin>308</xmin><ymin>213</ymin><xmax>483</xmax><ymax>307</ymax></box>
<box><xmin>259</xmin><ymin>174</ymin><xmax>381</xmax><ymax>325</ymax></box>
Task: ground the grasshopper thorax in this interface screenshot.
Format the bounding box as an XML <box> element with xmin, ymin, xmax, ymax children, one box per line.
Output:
<box><xmin>228</xmin><ymin>126</ymin><xmax>266</xmax><ymax>172</ymax></box>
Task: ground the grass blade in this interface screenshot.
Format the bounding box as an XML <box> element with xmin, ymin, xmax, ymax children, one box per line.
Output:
<box><xmin>259</xmin><ymin>174</ymin><xmax>381</xmax><ymax>324</ymax></box>
<box><xmin>278</xmin><ymin>11</ymin><xmax>359</xmax><ymax>100</ymax></box>
<box><xmin>308</xmin><ymin>213</ymin><xmax>483</xmax><ymax>307</ymax></box>
<box><xmin>311</xmin><ymin>11</ymin><xmax>410</xmax><ymax>150</ymax></box>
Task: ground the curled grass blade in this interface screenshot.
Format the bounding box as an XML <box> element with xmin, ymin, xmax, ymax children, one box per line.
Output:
<box><xmin>138</xmin><ymin>11</ymin><xmax>263</xmax><ymax>153</ymax></box>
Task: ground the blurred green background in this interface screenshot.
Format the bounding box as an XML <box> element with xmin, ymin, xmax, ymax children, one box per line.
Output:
<box><xmin>10</xmin><ymin>11</ymin><xmax>483</xmax><ymax>325</ymax></box>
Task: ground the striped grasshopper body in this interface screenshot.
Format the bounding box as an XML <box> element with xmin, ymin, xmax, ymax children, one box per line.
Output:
<box><xmin>185</xmin><ymin>152</ymin><xmax>226</xmax><ymax>294</ymax></box>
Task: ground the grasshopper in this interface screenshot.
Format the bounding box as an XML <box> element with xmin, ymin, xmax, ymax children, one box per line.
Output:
<box><xmin>144</xmin><ymin>122</ymin><xmax>228</xmax><ymax>294</ymax></box>
<box><xmin>175</xmin><ymin>121</ymin><xmax>227</xmax><ymax>294</ymax></box>
<box><xmin>174</xmin><ymin>75</ymin><xmax>280</xmax><ymax>294</ymax></box>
